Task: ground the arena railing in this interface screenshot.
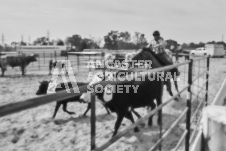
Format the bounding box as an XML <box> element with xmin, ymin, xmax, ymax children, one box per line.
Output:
<box><xmin>0</xmin><ymin>56</ymin><xmax>210</xmax><ymax>151</ymax></box>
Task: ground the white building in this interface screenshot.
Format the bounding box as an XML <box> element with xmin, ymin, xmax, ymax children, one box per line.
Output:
<box><xmin>16</xmin><ymin>45</ymin><xmax>67</xmax><ymax>54</ymax></box>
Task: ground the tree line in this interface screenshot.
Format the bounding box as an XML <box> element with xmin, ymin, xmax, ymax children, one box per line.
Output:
<box><xmin>1</xmin><ymin>30</ymin><xmax>226</xmax><ymax>52</ymax></box>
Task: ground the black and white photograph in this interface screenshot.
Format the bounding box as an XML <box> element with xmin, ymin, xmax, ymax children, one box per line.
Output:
<box><xmin>0</xmin><ymin>0</ymin><xmax>226</xmax><ymax>151</ymax></box>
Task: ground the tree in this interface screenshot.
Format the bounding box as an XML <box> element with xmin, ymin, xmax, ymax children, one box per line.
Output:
<box><xmin>33</xmin><ymin>37</ymin><xmax>52</xmax><ymax>45</ymax></box>
<box><xmin>56</xmin><ymin>39</ymin><xmax>64</xmax><ymax>46</ymax></box>
<box><xmin>133</xmin><ymin>32</ymin><xmax>148</xmax><ymax>49</ymax></box>
<box><xmin>0</xmin><ymin>45</ymin><xmax>4</xmax><ymax>52</ymax></box>
<box><xmin>165</xmin><ymin>39</ymin><xmax>178</xmax><ymax>52</ymax></box>
<box><xmin>89</xmin><ymin>36</ymin><xmax>102</xmax><ymax>48</ymax></box>
<box><xmin>65</xmin><ymin>35</ymin><xmax>100</xmax><ymax>51</ymax></box>
<box><xmin>103</xmin><ymin>31</ymin><xmax>119</xmax><ymax>50</ymax></box>
<box><xmin>119</xmin><ymin>31</ymin><xmax>131</xmax><ymax>42</ymax></box>
<box><xmin>20</xmin><ymin>41</ymin><xmax>27</xmax><ymax>46</ymax></box>
<box><xmin>65</xmin><ymin>35</ymin><xmax>82</xmax><ymax>51</ymax></box>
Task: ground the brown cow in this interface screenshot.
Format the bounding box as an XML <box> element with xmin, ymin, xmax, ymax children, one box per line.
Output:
<box><xmin>0</xmin><ymin>54</ymin><xmax>37</xmax><ymax>76</ymax></box>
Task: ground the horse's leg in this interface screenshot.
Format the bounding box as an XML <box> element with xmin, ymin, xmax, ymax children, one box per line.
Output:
<box><xmin>148</xmin><ymin>81</ymin><xmax>163</xmax><ymax>126</ymax></box>
<box><xmin>173</xmin><ymin>76</ymin><xmax>181</xmax><ymax>99</ymax></box>
<box><xmin>62</xmin><ymin>102</ymin><xmax>75</xmax><ymax>115</ymax></box>
<box><xmin>148</xmin><ymin>103</ymin><xmax>156</xmax><ymax>127</ymax></box>
<box><xmin>174</xmin><ymin>79</ymin><xmax>180</xmax><ymax>94</ymax></box>
<box><xmin>52</xmin><ymin>102</ymin><xmax>61</xmax><ymax>118</ymax></box>
<box><xmin>165</xmin><ymin>80</ymin><xmax>174</xmax><ymax>97</ymax></box>
<box><xmin>166</xmin><ymin>78</ymin><xmax>180</xmax><ymax>101</ymax></box>
<box><xmin>112</xmin><ymin>113</ymin><xmax>124</xmax><ymax>137</ymax></box>
<box><xmin>125</xmin><ymin>111</ymin><xmax>139</xmax><ymax>132</ymax></box>
<box><xmin>83</xmin><ymin>103</ymin><xmax>91</xmax><ymax>116</ymax></box>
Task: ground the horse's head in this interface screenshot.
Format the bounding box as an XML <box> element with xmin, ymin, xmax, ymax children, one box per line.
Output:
<box><xmin>130</xmin><ymin>48</ymin><xmax>162</xmax><ymax>69</ymax></box>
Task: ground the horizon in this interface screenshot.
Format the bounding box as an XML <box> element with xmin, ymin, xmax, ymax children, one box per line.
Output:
<box><xmin>1</xmin><ymin>0</ymin><xmax>226</xmax><ymax>45</ymax></box>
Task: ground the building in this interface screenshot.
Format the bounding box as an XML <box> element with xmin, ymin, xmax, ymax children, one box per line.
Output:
<box><xmin>16</xmin><ymin>45</ymin><xmax>67</xmax><ymax>55</ymax></box>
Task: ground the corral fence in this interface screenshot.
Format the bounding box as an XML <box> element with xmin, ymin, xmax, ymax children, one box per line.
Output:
<box><xmin>6</xmin><ymin>50</ymin><xmax>138</xmax><ymax>75</ymax></box>
<box><xmin>0</xmin><ymin>54</ymin><xmax>209</xmax><ymax>151</ymax></box>
<box><xmin>2</xmin><ymin>50</ymin><xmax>188</xmax><ymax>76</ymax></box>
<box><xmin>191</xmin><ymin>73</ymin><xmax>226</xmax><ymax>151</ymax></box>
<box><xmin>91</xmin><ymin>55</ymin><xmax>209</xmax><ymax>151</ymax></box>
<box><xmin>19</xmin><ymin>51</ymin><xmax>67</xmax><ymax>75</ymax></box>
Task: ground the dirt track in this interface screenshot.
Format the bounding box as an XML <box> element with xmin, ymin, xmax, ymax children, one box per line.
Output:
<box><xmin>0</xmin><ymin>57</ymin><xmax>226</xmax><ymax>151</ymax></box>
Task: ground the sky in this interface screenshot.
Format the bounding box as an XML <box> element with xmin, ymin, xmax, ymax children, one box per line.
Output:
<box><xmin>0</xmin><ymin>0</ymin><xmax>226</xmax><ymax>45</ymax></box>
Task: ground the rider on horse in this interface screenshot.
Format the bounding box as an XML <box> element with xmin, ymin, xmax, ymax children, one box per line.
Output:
<box><xmin>148</xmin><ymin>30</ymin><xmax>180</xmax><ymax>76</ymax></box>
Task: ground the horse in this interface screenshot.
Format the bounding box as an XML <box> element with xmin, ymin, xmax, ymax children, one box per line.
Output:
<box><xmin>131</xmin><ymin>48</ymin><xmax>180</xmax><ymax>99</ymax></box>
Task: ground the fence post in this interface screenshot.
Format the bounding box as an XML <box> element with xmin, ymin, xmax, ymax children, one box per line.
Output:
<box><xmin>38</xmin><ymin>54</ymin><xmax>40</xmax><ymax>70</ymax></box>
<box><xmin>91</xmin><ymin>92</ymin><xmax>96</xmax><ymax>151</ymax></box>
<box><xmin>158</xmin><ymin>82</ymin><xmax>163</xmax><ymax>151</ymax></box>
<box><xmin>66</xmin><ymin>53</ymin><xmax>69</xmax><ymax>75</ymax></box>
<box><xmin>44</xmin><ymin>51</ymin><xmax>45</xmax><ymax>66</ymax></box>
<box><xmin>185</xmin><ymin>59</ymin><xmax>193</xmax><ymax>151</ymax></box>
<box><xmin>205</xmin><ymin>56</ymin><xmax>210</xmax><ymax>106</ymax></box>
<box><xmin>51</xmin><ymin>53</ymin><xmax>53</xmax><ymax>60</ymax></box>
<box><xmin>49</xmin><ymin>60</ymin><xmax>52</xmax><ymax>75</ymax></box>
<box><xmin>176</xmin><ymin>50</ymin><xmax>179</xmax><ymax>62</ymax></box>
<box><xmin>101</xmin><ymin>52</ymin><xmax>105</xmax><ymax>78</ymax></box>
<box><xmin>77</xmin><ymin>55</ymin><xmax>80</xmax><ymax>71</ymax></box>
<box><xmin>88</xmin><ymin>54</ymin><xmax>91</xmax><ymax>72</ymax></box>
<box><xmin>54</xmin><ymin>51</ymin><xmax>57</xmax><ymax>61</ymax></box>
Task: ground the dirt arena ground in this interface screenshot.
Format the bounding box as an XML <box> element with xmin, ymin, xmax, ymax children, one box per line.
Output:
<box><xmin>0</xmin><ymin>57</ymin><xmax>226</xmax><ymax>151</ymax></box>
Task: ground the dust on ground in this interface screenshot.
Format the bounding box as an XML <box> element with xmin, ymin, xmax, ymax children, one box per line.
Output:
<box><xmin>0</xmin><ymin>57</ymin><xmax>226</xmax><ymax>151</ymax></box>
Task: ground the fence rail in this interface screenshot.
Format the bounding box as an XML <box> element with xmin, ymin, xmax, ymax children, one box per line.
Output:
<box><xmin>0</xmin><ymin>55</ymin><xmax>209</xmax><ymax>151</ymax></box>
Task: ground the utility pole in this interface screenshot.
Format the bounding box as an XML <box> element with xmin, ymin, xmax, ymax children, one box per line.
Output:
<box><xmin>1</xmin><ymin>34</ymin><xmax>5</xmax><ymax>45</ymax></box>
<box><xmin>222</xmin><ymin>34</ymin><xmax>224</xmax><ymax>42</ymax></box>
<box><xmin>21</xmin><ymin>35</ymin><xmax>24</xmax><ymax>43</ymax></box>
<box><xmin>47</xmin><ymin>30</ymin><xmax>50</xmax><ymax>40</ymax></box>
<box><xmin>28</xmin><ymin>36</ymin><xmax>31</xmax><ymax>45</ymax></box>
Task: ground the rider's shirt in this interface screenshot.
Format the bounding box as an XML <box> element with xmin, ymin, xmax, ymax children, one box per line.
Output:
<box><xmin>149</xmin><ymin>37</ymin><xmax>166</xmax><ymax>54</ymax></box>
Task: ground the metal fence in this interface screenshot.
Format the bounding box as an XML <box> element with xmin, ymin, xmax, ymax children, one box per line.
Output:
<box><xmin>4</xmin><ymin>51</ymin><xmax>103</xmax><ymax>75</ymax></box>
<box><xmin>0</xmin><ymin>55</ymin><xmax>209</xmax><ymax>151</ymax></box>
<box><xmin>90</xmin><ymin>56</ymin><xmax>209</xmax><ymax>151</ymax></box>
<box><xmin>3</xmin><ymin>51</ymin><xmax>189</xmax><ymax>76</ymax></box>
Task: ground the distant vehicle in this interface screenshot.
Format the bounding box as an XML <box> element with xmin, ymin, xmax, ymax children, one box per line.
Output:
<box><xmin>190</xmin><ymin>47</ymin><xmax>207</xmax><ymax>56</ymax></box>
<box><xmin>205</xmin><ymin>44</ymin><xmax>225</xmax><ymax>57</ymax></box>
<box><xmin>190</xmin><ymin>44</ymin><xmax>225</xmax><ymax>57</ymax></box>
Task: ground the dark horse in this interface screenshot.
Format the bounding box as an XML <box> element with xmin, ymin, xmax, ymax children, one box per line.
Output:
<box><xmin>131</xmin><ymin>48</ymin><xmax>180</xmax><ymax>99</ymax></box>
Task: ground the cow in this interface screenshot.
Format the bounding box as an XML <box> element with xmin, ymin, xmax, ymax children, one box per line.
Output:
<box><xmin>0</xmin><ymin>54</ymin><xmax>37</xmax><ymax>76</ymax></box>
<box><xmin>81</xmin><ymin>48</ymin><xmax>180</xmax><ymax>137</ymax></box>
<box><xmin>81</xmin><ymin>70</ymin><xmax>164</xmax><ymax>137</ymax></box>
<box><xmin>36</xmin><ymin>80</ymin><xmax>111</xmax><ymax>118</ymax></box>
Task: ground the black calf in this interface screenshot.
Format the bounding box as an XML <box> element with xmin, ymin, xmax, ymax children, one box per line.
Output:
<box><xmin>36</xmin><ymin>81</ymin><xmax>111</xmax><ymax>118</ymax></box>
